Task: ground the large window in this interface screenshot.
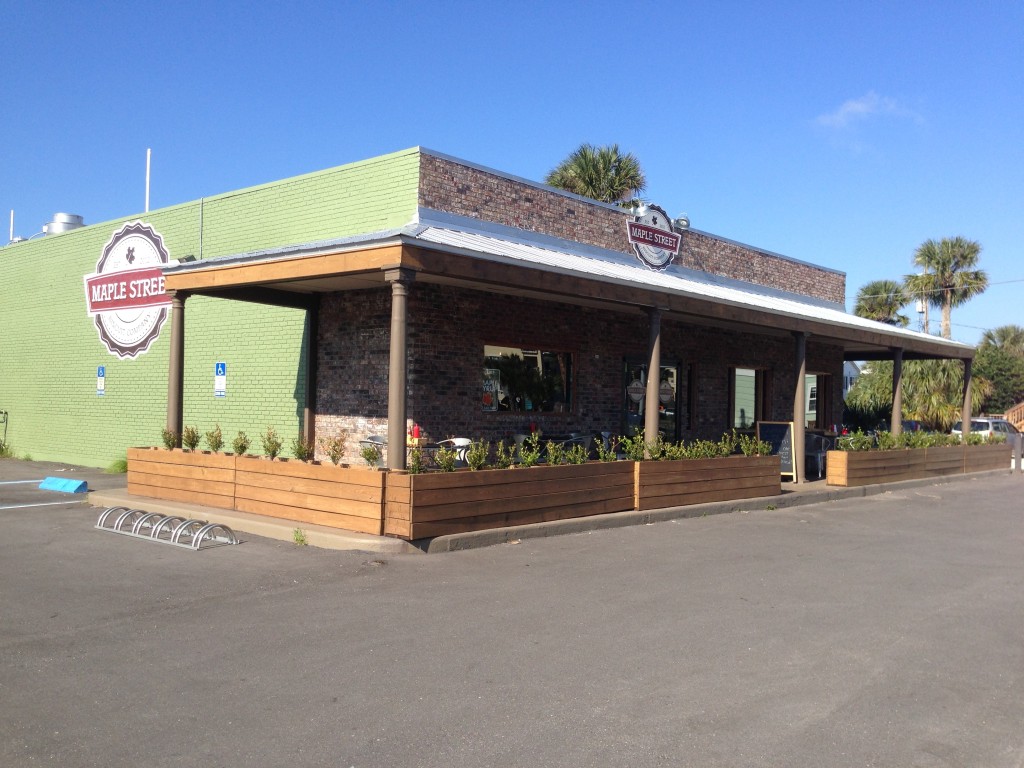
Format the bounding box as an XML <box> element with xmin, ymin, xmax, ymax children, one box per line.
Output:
<box><xmin>483</xmin><ymin>345</ymin><xmax>574</xmax><ymax>412</ymax></box>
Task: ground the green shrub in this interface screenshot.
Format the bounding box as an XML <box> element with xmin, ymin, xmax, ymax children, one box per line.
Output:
<box><xmin>434</xmin><ymin>444</ymin><xmax>458</xmax><ymax>472</ymax></box>
<box><xmin>544</xmin><ymin>440</ymin><xmax>564</xmax><ymax>466</ymax></box>
<box><xmin>466</xmin><ymin>441</ymin><xmax>489</xmax><ymax>471</ymax></box>
<box><xmin>518</xmin><ymin>433</ymin><xmax>543</xmax><ymax>468</ymax></box>
<box><xmin>105</xmin><ymin>457</ymin><xmax>128</xmax><ymax>473</ymax></box>
<box><xmin>232</xmin><ymin>431</ymin><xmax>251</xmax><ymax>456</ymax></box>
<box><xmin>595</xmin><ymin>437</ymin><xmax>619</xmax><ymax>462</ymax></box>
<box><xmin>160</xmin><ymin>428</ymin><xmax>177</xmax><ymax>449</ymax></box>
<box><xmin>181</xmin><ymin>425</ymin><xmax>201</xmax><ymax>452</ymax></box>
<box><xmin>737</xmin><ymin>432</ymin><xmax>773</xmax><ymax>457</ymax></box>
<box><xmin>261</xmin><ymin>426</ymin><xmax>283</xmax><ymax>459</ymax></box>
<box><xmin>618</xmin><ymin>433</ymin><xmax>647</xmax><ymax>461</ymax></box>
<box><xmin>407</xmin><ymin>447</ymin><xmax>424</xmax><ymax>474</ymax></box>
<box><xmin>291</xmin><ymin>436</ymin><xmax>315</xmax><ymax>462</ymax></box>
<box><xmin>204</xmin><ymin>424</ymin><xmax>224</xmax><ymax>453</ymax></box>
<box><xmin>318</xmin><ymin>432</ymin><xmax>347</xmax><ymax>465</ymax></box>
<box><xmin>837</xmin><ymin>430</ymin><xmax>874</xmax><ymax>451</ymax></box>
<box><xmin>493</xmin><ymin>440</ymin><xmax>515</xmax><ymax>469</ymax></box>
<box><xmin>565</xmin><ymin>443</ymin><xmax>589</xmax><ymax>465</ymax></box>
<box><xmin>360</xmin><ymin>443</ymin><xmax>382</xmax><ymax>467</ymax></box>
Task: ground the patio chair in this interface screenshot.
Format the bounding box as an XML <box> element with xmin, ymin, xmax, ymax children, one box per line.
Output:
<box><xmin>437</xmin><ymin>437</ymin><xmax>472</xmax><ymax>467</ymax></box>
<box><xmin>805</xmin><ymin>433</ymin><xmax>832</xmax><ymax>479</ymax></box>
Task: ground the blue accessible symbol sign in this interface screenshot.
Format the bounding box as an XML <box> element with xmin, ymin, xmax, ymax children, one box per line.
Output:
<box><xmin>97</xmin><ymin>365</ymin><xmax>106</xmax><ymax>397</ymax></box>
<box><xmin>214</xmin><ymin>362</ymin><xmax>226</xmax><ymax>397</ymax></box>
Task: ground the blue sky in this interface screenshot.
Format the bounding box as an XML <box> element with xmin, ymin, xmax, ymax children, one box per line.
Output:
<box><xmin>3</xmin><ymin>0</ymin><xmax>1021</xmax><ymax>345</ymax></box>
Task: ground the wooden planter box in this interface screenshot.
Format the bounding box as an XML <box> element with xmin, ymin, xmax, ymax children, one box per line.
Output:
<box><xmin>827</xmin><ymin>444</ymin><xmax>1012</xmax><ymax>487</ymax></box>
<box><xmin>964</xmin><ymin>442</ymin><xmax>1012</xmax><ymax>473</ymax></box>
<box><xmin>384</xmin><ymin>461</ymin><xmax>636</xmax><ymax>540</ymax></box>
<box><xmin>635</xmin><ymin>455</ymin><xmax>781</xmax><ymax>511</ymax></box>
<box><xmin>127</xmin><ymin>447</ymin><xmax>237</xmax><ymax>509</ymax></box>
<box><xmin>234</xmin><ymin>457</ymin><xmax>386</xmax><ymax>535</ymax></box>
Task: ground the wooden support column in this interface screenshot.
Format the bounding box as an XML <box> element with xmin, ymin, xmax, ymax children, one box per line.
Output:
<box><xmin>890</xmin><ymin>347</ymin><xmax>904</xmax><ymax>435</ymax></box>
<box><xmin>962</xmin><ymin>358</ymin><xmax>973</xmax><ymax>438</ymax></box>
<box><xmin>644</xmin><ymin>307</ymin><xmax>663</xmax><ymax>456</ymax></box>
<box><xmin>165</xmin><ymin>291</ymin><xmax>188</xmax><ymax>446</ymax></box>
<box><xmin>386</xmin><ymin>269</ymin><xmax>414</xmax><ymax>470</ymax></box>
<box><xmin>793</xmin><ymin>332</ymin><xmax>807</xmax><ymax>483</ymax></box>
<box><xmin>302</xmin><ymin>295</ymin><xmax>320</xmax><ymax>446</ymax></box>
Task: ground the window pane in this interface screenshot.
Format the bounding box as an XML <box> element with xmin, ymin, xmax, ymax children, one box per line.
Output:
<box><xmin>734</xmin><ymin>368</ymin><xmax>756</xmax><ymax>429</ymax></box>
<box><xmin>484</xmin><ymin>345</ymin><xmax>573</xmax><ymax>412</ymax></box>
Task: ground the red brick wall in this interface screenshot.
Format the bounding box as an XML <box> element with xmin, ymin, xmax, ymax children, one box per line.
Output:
<box><xmin>419</xmin><ymin>152</ymin><xmax>846</xmax><ymax>306</ymax></box>
<box><xmin>315</xmin><ymin>284</ymin><xmax>844</xmax><ymax>461</ymax></box>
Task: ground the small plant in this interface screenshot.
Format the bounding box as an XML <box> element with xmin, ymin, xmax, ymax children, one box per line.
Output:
<box><xmin>565</xmin><ymin>443</ymin><xmax>589</xmax><ymax>465</ymax></box>
<box><xmin>595</xmin><ymin>437</ymin><xmax>619</xmax><ymax>462</ymax></box>
<box><xmin>232</xmin><ymin>430</ymin><xmax>251</xmax><ymax>456</ymax></box>
<box><xmin>645</xmin><ymin>435</ymin><xmax>668</xmax><ymax>461</ymax></box>
<box><xmin>766</xmin><ymin>504</ymin><xmax>777</xmax><ymax>511</ymax></box>
<box><xmin>618</xmin><ymin>433</ymin><xmax>647</xmax><ymax>462</ymax></box>
<box><xmin>408</xmin><ymin>447</ymin><xmax>424</xmax><ymax>474</ymax></box>
<box><xmin>874</xmin><ymin>430</ymin><xmax>897</xmax><ymax>451</ymax></box>
<box><xmin>717</xmin><ymin>430</ymin><xmax>739</xmax><ymax>456</ymax></box>
<box><xmin>293</xmin><ymin>528</ymin><xmax>308</xmax><ymax>546</ymax></box>
<box><xmin>360</xmin><ymin>442</ymin><xmax>382</xmax><ymax>467</ymax></box>
<box><xmin>261</xmin><ymin>426</ymin><xmax>283</xmax><ymax>459</ymax></box>
<box><xmin>466</xmin><ymin>440</ymin><xmax>489</xmax><ymax>471</ymax></box>
<box><xmin>291</xmin><ymin>436</ymin><xmax>315</xmax><ymax>462</ymax></box>
<box><xmin>518</xmin><ymin>432</ymin><xmax>543</xmax><ymax>467</ymax></box>
<box><xmin>737</xmin><ymin>432</ymin><xmax>773</xmax><ymax>457</ymax></box>
<box><xmin>494</xmin><ymin>440</ymin><xmax>516</xmax><ymax>469</ymax></box>
<box><xmin>0</xmin><ymin>440</ymin><xmax>13</xmax><ymax>459</ymax></box>
<box><xmin>105</xmin><ymin>457</ymin><xmax>128</xmax><ymax>473</ymax></box>
<box><xmin>544</xmin><ymin>440</ymin><xmax>564</xmax><ymax>466</ymax></box>
<box><xmin>836</xmin><ymin>429</ymin><xmax>874</xmax><ymax>451</ymax></box>
<box><xmin>985</xmin><ymin>432</ymin><xmax>1007</xmax><ymax>445</ymax></box>
<box><xmin>318</xmin><ymin>431</ymin><xmax>347</xmax><ymax>465</ymax></box>
<box><xmin>204</xmin><ymin>424</ymin><xmax>224</xmax><ymax>453</ymax></box>
<box><xmin>181</xmin><ymin>425</ymin><xmax>201</xmax><ymax>452</ymax></box>
<box><xmin>161</xmin><ymin>428</ymin><xmax>177</xmax><ymax>449</ymax></box>
<box><xmin>434</xmin><ymin>444</ymin><xmax>459</xmax><ymax>472</ymax></box>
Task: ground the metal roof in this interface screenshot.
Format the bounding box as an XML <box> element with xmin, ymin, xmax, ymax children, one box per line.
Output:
<box><xmin>404</xmin><ymin>215</ymin><xmax>972</xmax><ymax>358</ymax></box>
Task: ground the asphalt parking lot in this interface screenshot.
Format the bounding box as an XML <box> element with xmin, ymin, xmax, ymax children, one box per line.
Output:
<box><xmin>2</xmin><ymin>459</ymin><xmax>1023</xmax><ymax>767</ymax></box>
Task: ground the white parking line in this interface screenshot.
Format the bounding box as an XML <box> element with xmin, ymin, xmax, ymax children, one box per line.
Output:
<box><xmin>0</xmin><ymin>501</ymin><xmax>87</xmax><ymax>511</ymax></box>
<box><xmin>0</xmin><ymin>480</ymin><xmax>46</xmax><ymax>485</ymax></box>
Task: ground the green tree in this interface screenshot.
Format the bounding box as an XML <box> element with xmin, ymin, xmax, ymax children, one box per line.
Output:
<box><xmin>977</xmin><ymin>325</ymin><xmax>1024</xmax><ymax>413</ymax></box>
<box><xmin>845</xmin><ymin>359</ymin><xmax>991</xmax><ymax>432</ymax></box>
<box><xmin>545</xmin><ymin>143</ymin><xmax>646</xmax><ymax>205</ymax></box>
<box><xmin>980</xmin><ymin>324</ymin><xmax>1024</xmax><ymax>358</ymax></box>
<box><xmin>853</xmin><ymin>279</ymin><xmax>910</xmax><ymax>326</ymax></box>
<box><xmin>904</xmin><ymin>237</ymin><xmax>988</xmax><ymax>339</ymax></box>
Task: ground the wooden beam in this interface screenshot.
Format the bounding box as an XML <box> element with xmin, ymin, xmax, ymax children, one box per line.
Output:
<box><xmin>165</xmin><ymin>244</ymin><xmax>405</xmax><ymax>291</ymax></box>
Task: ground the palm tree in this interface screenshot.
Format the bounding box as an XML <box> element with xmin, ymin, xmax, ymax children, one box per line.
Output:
<box><xmin>853</xmin><ymin>280</ymin><xmax>910</xmax><ymax>326</ymax></box>
<box><xmin>905</xmin><ymin>237</ymin><xmax>988</xmax><ymax>339</ymax></box>
<box><xmin>980</xmin><ymin>324</ymin><xmax>1024</xmax><ymax>358</ymax></box>
<box><xmin>545</xmin><ymin>143</ymin><xmax>646</xmax><ymax>205</ymax></box>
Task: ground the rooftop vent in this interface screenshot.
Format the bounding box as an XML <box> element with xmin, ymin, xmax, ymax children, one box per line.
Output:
<box><xmin>43</xmin><ymin>212</ymin><xmax>84</xmax><ymax>235</ymax></box>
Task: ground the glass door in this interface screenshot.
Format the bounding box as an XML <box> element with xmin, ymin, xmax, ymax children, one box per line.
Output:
<box><xmin>623</xmin><ymin>360</ymin><xmax>682</xmax><ymax>441</ymax></box>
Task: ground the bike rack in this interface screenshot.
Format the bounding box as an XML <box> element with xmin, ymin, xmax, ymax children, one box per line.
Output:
<box><xmin>95</xmin><ymin>506</ymin><xmax>239</xmax><ymax>550</ymax></box>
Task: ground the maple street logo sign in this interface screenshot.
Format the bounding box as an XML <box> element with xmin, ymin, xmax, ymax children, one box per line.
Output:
<box><xmin>626</xmin><ymin>204</ymin><xmax>681</xmax><ymax>271</ymax></box>
<box><xmin>84</xmin><ymin>221</ymin><xmax>172</xmax><ymax>359</ymax></box>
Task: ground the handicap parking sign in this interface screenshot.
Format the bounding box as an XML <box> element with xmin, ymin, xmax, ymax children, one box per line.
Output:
<box><xmin>214</xmin><ymin>362</ymin><xmax>226</xmax><ymax>397</ymax></box>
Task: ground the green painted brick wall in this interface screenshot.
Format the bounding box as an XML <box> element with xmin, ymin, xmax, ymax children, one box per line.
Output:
<box><xmin>0</xmin><ymin>148</ymin><xmax>421</xmax><ymax>467</ymax></box>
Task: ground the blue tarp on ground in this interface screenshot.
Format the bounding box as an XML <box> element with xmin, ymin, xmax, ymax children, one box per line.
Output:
<box><xmin>39</xmin><ymin>477</ymin><xmax>88</xmax><ymax>494</ymax></box>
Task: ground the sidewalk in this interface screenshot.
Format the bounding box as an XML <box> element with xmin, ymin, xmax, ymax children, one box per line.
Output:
<box><xmin>88</xmin><ymin>466</ymin><xmax>1018</xmax><ymax>554</ymax></box>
